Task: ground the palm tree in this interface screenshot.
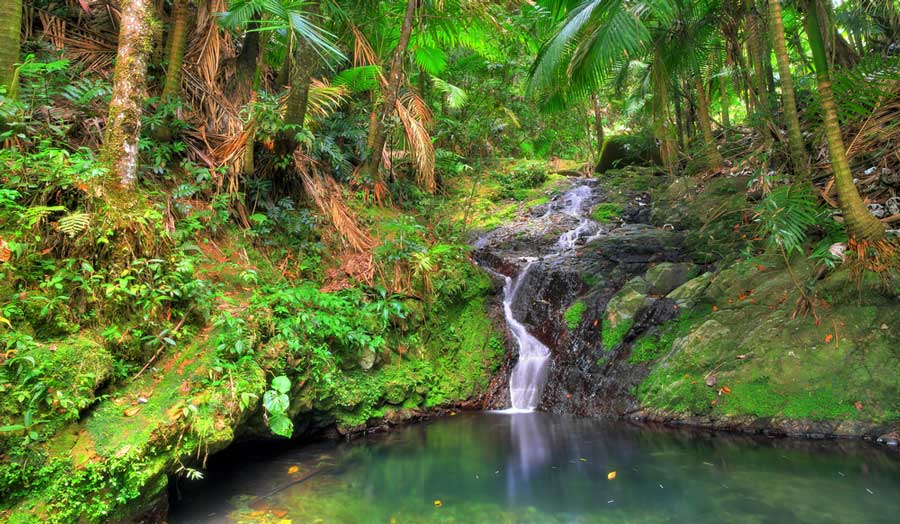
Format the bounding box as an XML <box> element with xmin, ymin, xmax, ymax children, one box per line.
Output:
<box><xmin>361</xmin><ymin>0</ymin><xmax>418</xmax><ymax>183</ymax></box>
<box><xmin>804</xmin><ymin>0</ymin><xmax>884</xmax><ymax>241</ymax></box>
<box><xmin>0</xmin><ymin>0</ymin><xmax>22</xmax><ymax>98</ymax></box>
<box><xmin>529</xmin><ymin>0</ymin><xmax>730</xmax><ymax>173</ymax></box>
<box><xmin>102</xmin><ymin>0</ymin><xmax>157</xmax><ymax>189</ymax></box>
<box><xmin>768</xmin><ymin>0</ymin><xmax>808</xmax><ymax>178</ymax></box>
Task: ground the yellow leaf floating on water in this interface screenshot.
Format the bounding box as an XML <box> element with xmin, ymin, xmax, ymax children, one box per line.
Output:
<box><xmin>287</xmin><ymin>465</ymin><xmax>299</xmax><ymax>474</ymax></box>
<box><xmin>607</xmin><ymin>471</ymin><xmax>617</xmax><ymax>480</ymax></box>
<box><xmin>434</xmin><ymin>500</ymin><xmax>443</xmax><ymax>507</ymax></box>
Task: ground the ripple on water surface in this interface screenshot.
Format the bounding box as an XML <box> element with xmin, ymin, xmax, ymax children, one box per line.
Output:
<box><xmin>170</xmin><ymin>412</ymin><xmax>900</xmax><ymax>524</ymax></box>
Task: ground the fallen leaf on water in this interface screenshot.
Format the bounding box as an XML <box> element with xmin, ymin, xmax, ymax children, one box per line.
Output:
<box><xmin>433</xmin><ymin>500</ymin><xmax>443</xmax><ymax>507</ymax></box>
<box><xmin>123</xmin><ymin>406</ymin><xmax>141</xmax><ymax>417</ymax></box>
<box><xmin>287</xmin><ymin>465</ymin><xmax>299</xmax><ymax>475</ymax></box>
<box><xmin>825</xmin><ymin>334</ymin><xmax>833</xmax><ymax>343</ymax></box>
<box><xmin>607</xmin><ymin>471</ymin><xmax>617</xmax><ymax>480</ymax></box>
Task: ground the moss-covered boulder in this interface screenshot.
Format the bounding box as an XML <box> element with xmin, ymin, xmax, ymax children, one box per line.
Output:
<box><xmin>595</xmin><ymin>135</ymin><xmax>661</xmax><ymax>174</ymax></box>
<box><xmin>636</xmin><ymin>259</ymin><xmax>900</xmax><ymax>437</ymax></box>
<box><xmin>645</xmin><ymin>262</ymin><xmax>699</xmax><ymax>295</ymax></box>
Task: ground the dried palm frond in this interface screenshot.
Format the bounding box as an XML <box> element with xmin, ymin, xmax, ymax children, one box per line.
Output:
<box><xmin>349</xmin><ymin>22</ymin><xmax>382</xmax><ymax>71</ymax></box>
<box><xmin>394</xmin><ymin>90</ymin><xmax>435</xmax><ymax>193</ymax></box>
<box><xmin>294</xmin><ymin>149</ymin><xmax>375</xmax><ymax>253</ymax></box>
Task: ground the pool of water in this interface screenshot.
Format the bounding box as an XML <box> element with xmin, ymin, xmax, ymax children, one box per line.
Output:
<box><xmin>170</xmin><ymin>412</ymin><xmax>900</xmax><ymax>524</ymax></box>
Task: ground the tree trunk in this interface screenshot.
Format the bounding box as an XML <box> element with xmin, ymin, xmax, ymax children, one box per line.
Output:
<box><xmin>694</xmin><ymin>77</ymin><xmax>723</xmax><ymax>169</ymax></box>
<box><xmin>283</xmin><ymin>41</ymin><xmax>315</xmax><ymax>135</ymax></box>
<box><xmin>0</xmin><ymin>0</ymin><xmax>22</xmax><ymax>97</ymax></box>
<box><xmin>652</xmin><ymin>50</ymin><xmax>678</xmax><ymax>174</ymax></box>
<box><xmin>674</xmin><ymin>90</ymin><xmax>685</xmax><ymax>149</ymax></box>
<box><xmin>591</xmin><ymin>94</ymin><xmax>604</xmax><ymax>159</ymax></box>
<box><xmin>769</xmin><ymin>0</ymin><xmax>809</xmax><ymax>178</ymax></box>
<box><xmin>363</xmin><ymin>0</ymin><xmax>418</xmax><ymax>182</ymax></box>
<box><xmin>153</xmin><ymin>0</ymin><xmax>190</xmax><ymax>141</ymax></box>
<box><xmin>160</xmin><ymin>0</ymin><xmax>189</xmax><ymax>101</ymax></box>
<box><xmin>102</xmin><ymin>0</ymin><xmax>156</xmax><ymax>189</ymax></box>
<box><xmin>747</xmin><ymin>2</ymin><xmax>774</xmax><ymax>143</ymax></box>
<box><xmin>237</xmin><ymin>24</ymin><xmax>267</xmax><ymax>175</ymax></box>
<box><xmin>719</xmin><ymin>70</ymin><xmax>730</xmax><ymax>138</ymax></box>
<box><xmin>805</xmin><ymin>0</ymin><xmax>884</xmax><ymax>241</ymax></box>
<box><xmin>283</xmin><ymin>1</ymin><xmax>319</xmax><ymax>142</ymax></box>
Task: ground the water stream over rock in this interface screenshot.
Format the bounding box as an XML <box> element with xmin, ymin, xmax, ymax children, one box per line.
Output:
<box><xmin>476</xmin><ymin>177</ymin><xmax>689</xmax><ymax>414</ymax></box>
<box><xmin>486</xmin><ymin>183</ymin><xmax>605</xmax><ymax>410</ymax></box>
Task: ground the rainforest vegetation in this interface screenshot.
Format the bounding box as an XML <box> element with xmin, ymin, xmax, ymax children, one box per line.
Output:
<box><xmin>0</xmin><ymin>0</ymin><xmax>899</xmax><ymax>523</ymax></box>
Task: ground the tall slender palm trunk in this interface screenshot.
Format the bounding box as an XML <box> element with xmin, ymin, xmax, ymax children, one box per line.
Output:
<box><xmin>747</xmin><ymin>2</ymin><xmax>773</xmax><ymax>144</ymax></box>
<box><xmin>651</xmin><ymin>53</ymin><xmax>678</xmax><ymax>175</ymax></box>
<box><xmin>591</xmin><ymin>94</ymin><xmax>604</xmax><ymax>159</ymax></box>
<box><xmin>363</xmin><ymin>0</ymin><xmax>417</xmax><ymax>182</ymax></box>
<box><xmin>695</xmin><ymin>77</ymin><xmax>723</xmax><ymax>169</ymax></box>
<box><xmin>720</xmin><ymin>68</ymin><xmax>730</xmax><ymax>137</ymax></box>
<box><xmin>768</xmin><ymin>0</ymin><xmax>809</xmax><ymax>178</ymax></box>
<box><xmin>805</xmin><ymin>0</ymin><xmax>884</xmax><ymax>241</ymax></box>
<box><xmin>160</xmin><ymin>0</ymin><xmax>189</xmax><ymax>101</ymax></box>
<box><xmin>102</xmin><ymin>0</ymin><xmax>156</xmax><ymax>189</ymax></box>
<box><xmin>283</xmin><ymin>1</ymin><xmax>320</xmax><ymax>143</ymax></box>
<box><xmin>0</xmin><ymin>0</ymin><xmax>22</xmax><ymax>97</ymax></box>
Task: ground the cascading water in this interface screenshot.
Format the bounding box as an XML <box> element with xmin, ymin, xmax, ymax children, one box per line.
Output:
<box><xmin>502</xmin><ymin>262</ymin><xmax>550</xmax><ymax>411</ymax></box>
<box><xmin>498</xmin><ymin>183</ymin><xmax>600</xmax><ymax>411</ymax></box>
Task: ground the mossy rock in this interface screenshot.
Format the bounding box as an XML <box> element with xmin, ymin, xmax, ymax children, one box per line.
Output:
<box><xmin>595</xmin><ymin>134</ymin><xmax>661</xmax><ymax>174</ymax></box>
<box><xmin>637</xmin><ymin>258</ymin><xmax>900</xmax><ymax>428</ymax></box>
<box><xmin>645</xmin><ymin>262</ymin><xmax>699</xmax><ymax>295</ymax></box>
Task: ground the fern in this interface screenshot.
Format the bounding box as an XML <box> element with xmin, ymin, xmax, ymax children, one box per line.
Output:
<box><xmin>61</xmin><ymin>78</ymin><xmax>111</xmax><ymax>106</ymax></box>
<box><xmin>22</xmin><ymin>206</ymin><xmax>67</xmax><ymax>228</ymax></box>
<box><xmin>58</xmin><ymin>212</ymin><xmax>91</xmax><ymax>238</ymax></box>
<box><xmin>755</xmin><ymin>186</ymin><xmax>821</xmax><ymax>256</ymax></box>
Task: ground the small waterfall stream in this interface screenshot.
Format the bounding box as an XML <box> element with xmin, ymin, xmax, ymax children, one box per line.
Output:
<box><xmin>499</xmin><ymin>183</ymin><xmax>600</xmax><ymax>411</ymax></box>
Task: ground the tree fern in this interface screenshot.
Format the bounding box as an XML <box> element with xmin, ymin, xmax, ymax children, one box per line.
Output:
<box><xmin>755</xmin><ymin>186</ymin><xmax>821</xmax><ymax>256</ymax></box>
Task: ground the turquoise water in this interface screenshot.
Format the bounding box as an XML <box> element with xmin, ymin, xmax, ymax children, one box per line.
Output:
<box><xmin>170</xmin><ymin>412</ymin><xmax>900</xmax><ymax>523</ymax></box>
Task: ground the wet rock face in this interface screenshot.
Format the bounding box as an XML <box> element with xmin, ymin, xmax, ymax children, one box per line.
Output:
<box><xmin>475</xmin><ymin>178</ymin><xmax>694</xmax><ymax>415</ymax></box>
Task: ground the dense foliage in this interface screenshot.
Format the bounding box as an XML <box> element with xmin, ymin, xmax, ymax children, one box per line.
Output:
<box><xmin>0</xmin><ymin>0</ymin><xmax>899</xmax><ymax>522</ymax></box>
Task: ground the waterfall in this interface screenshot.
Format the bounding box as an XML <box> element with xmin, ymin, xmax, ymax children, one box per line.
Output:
<box><xmin>498</xmin><ymin>183</ymin><xmax>599</xmax><ymax>412</ymax></box>
<box><xmin>503</xmin><ymin>263</ymin><xmax>551</xmax><ymax>411</ymax></box>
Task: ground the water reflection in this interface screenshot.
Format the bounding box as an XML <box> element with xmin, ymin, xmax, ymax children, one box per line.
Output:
<box><xmin>171</xmin><ymin>413</ymin><xmax>900</xmax><ymax>524</ymax></box>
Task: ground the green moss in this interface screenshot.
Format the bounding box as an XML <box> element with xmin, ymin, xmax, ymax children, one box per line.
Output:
<box><xmin>590</xmin><ymin>203</ymin><xmax>622</xmax><ymax>223</ymax></box>
<box><xmin>581</xmin><ymin>272</ymin><xmax>601</xmax><ymax>289</ymax></box>
<box><xmin>602</xmin><ymin>318</ymin><xmax>632</xmax><ymax>350</ymax></box>
<box><xmin>563</xmin><ymin>300</ymin><xmax>586</xmax><ymax>330</ymax></box>
<box><xmin>629</xmin><ymin>334</ymin><xmax>665</xmax><ymax>363</ymax></box>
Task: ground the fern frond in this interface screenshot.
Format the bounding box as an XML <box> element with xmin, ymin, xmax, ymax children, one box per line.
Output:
<box><xmin>756</xmin><ymin>186</ymin><xmax>821</xmax><ymax>255</ymax></box>
<box><xmin>58</xmin><ymin>212</ymin><xmax>91</xmax><ymax>238</ymax></box>
<box><xmin>22</xmin><ymin>206</ymin><xmax>67</xmax><ymax>228</ymax></box>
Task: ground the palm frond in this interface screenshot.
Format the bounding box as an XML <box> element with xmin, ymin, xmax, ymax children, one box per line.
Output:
<box><xmin>395</xmin><ymin>91</ymin><xmax>435</xmax><ymax>193</ymax></box>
